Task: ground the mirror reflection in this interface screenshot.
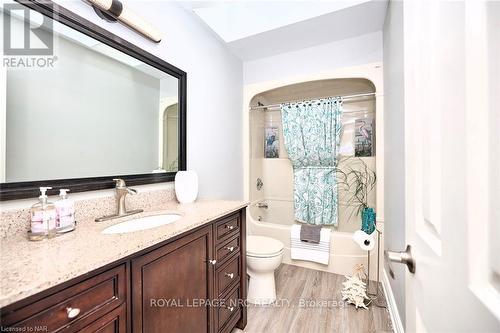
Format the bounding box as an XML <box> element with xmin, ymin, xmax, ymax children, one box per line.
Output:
<box><xmin>2</xmin><ymin>11</ymin><xmax>179</xmax><ymax>183</ymax></box>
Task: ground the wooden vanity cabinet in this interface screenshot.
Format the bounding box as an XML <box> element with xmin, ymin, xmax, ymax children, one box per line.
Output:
<box><xmin>0</xmin><ymin>264</ymin><xmax>128</xmax><ymax>333</ymax></box>
<box><xmin>0</xmin><ymin>208</ymin><xmax>247</xmax><ymax>333</ymax></box>
<box><xmin>131</xmin><ymin>225</ymin><xmax>214</xmax><ymax>333</ymax></box>
<box><xmin>79</xmin><ymin>303</ymin><xmax>127</xmax><ymax>333</ymax></box>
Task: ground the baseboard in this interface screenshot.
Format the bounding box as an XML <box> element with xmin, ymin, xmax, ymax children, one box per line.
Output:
<box><xmin>381</xmin><ymin>269</ymin><xmax>405</xmax><ymax>333</ymax></box>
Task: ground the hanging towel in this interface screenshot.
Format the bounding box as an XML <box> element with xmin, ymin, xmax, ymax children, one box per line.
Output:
<box><xmin>291</xmin><ymin>224</ymin><xmax>331</xmax><ymax>265</ymax></box>
<box><xmin>300</xmin><ymin>224</ymin><xmax>322</xmax><ymax>243</ymax></box>
<box><xmin>281</xmin><ymin>98</ymin><xmax>343</xmax><ymax>226</ymax></box>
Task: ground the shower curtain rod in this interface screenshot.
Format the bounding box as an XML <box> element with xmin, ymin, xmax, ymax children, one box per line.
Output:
<box><xmin>249</xmin><ymin>92</ymin><xmax>376</xmax><ymax>111</ymax></box>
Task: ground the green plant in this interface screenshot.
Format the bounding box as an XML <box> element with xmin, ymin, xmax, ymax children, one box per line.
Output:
<box><xmin>336</xmin><ymin>157</ymin><xmax>377</xmax><ymax>221</ymax></box>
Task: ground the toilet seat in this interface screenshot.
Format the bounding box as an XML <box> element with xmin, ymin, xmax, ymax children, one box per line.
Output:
<box><xmin>247</xmin><ymin>235</ymin><xmax>284</xmax><ymax>258</ymax></box>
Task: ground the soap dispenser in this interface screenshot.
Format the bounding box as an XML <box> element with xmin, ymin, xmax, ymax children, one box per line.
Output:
<box><xmin>29</xmin><ymin>187</ymin><xmax>57</xmax><ymax>240</ymax></box>
<box><xmin>55</xmin><ymin>189</ymin><xmax>76</xmax><ymax>233</ymax></box>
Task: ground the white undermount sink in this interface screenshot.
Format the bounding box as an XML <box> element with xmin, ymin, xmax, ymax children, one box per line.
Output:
<box><xmin>101</xmin><ymin>213</ymin><xmax>182</xmax><ymax>234</ymax></box>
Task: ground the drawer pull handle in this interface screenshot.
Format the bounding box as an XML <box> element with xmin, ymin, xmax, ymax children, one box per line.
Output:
<box><xmin>226</xmin><ymin>246</ymin><xmax>234</xmax><ymax>252</ymax></box>
<box><xmin>224</xmin><ymin>272</ymin><xmax>234</xmax><ymax>279</ymax></box>
<box><xmin>66</xmin><ymin>307</ymin><xmax>80</xmax><ymax>319</ymax></box>
<box><xmin>225</xmin><ymin>225</ymin><xmax>234</xmax><ymax>230</ymax></box>
<box><xmin>227</xmin><ymin>306</ymin><xmax>235</xmax><ymax>312</ymax></box>
<box><xmin>208</xmin><ymin>259</ymin><xmax>217</xmax><ymax>265</ymax></box>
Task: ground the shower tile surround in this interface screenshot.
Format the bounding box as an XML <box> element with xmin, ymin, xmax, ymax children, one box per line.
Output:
<box><xmin>0</xmin><ymin>186</ymin><xmax>247</xmax><ymax>307</ymax></box>
<box><xmin>249</xmin><ymin>79</ymin><xmax>377</xmax><ymax>233</ymax></box>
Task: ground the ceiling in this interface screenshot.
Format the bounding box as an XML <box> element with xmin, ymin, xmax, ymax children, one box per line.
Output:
<box><xmin>181</xmin><ymin>0</ymin><xmax>388</xmax><ymax>61</ymax></box>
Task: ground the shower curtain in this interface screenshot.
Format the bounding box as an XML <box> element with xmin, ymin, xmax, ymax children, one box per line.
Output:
<box><xmin>281</xmin><ymin>97</ymin><xmax>343</xmax><ymax>226</ymax></box>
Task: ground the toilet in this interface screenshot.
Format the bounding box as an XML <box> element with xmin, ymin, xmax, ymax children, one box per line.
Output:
<box><xmin>246</xmin><ymin>235</ymin><xmax>284</xmax><ymax>305</ymax></box>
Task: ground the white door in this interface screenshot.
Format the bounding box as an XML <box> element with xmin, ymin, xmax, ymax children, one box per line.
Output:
<box><xmin>389</xmin><ymin>0</ymin><xmax>500</xmax><ymax>331</ymax></box>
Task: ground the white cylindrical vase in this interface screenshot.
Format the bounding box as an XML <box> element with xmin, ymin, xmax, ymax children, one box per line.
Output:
<box><xmin>175</xmin><ymin>171</ymin><xmax>198</xmax><ymax>204</ymax></box>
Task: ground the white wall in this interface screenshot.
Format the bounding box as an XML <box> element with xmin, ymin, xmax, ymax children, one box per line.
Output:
<box><xmin>382</xmin><ymin>0</ymin><xmax>406</xmax><ymax>328</ymax></box>
<box><xmin>49</xmin><ymin>0</ymin><xmax>243</xmax><ymax>200</ymax></box>
<box><xmin>243</xmin><ymin>31</ymin><xmax>382</xmax><ymax>85</ymax></box>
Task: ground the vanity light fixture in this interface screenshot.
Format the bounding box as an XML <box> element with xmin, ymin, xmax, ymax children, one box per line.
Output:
<box><xmin>87</xmin><ymin>0</ymin><xmax>162</xmax><ymax>43</ymax></box>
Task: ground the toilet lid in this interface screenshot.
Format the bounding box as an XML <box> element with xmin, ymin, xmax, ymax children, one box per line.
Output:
<box><xmin>247</xmin><ymin>235</ymin><xmax>284</xmax><ymax>257</ymax></box>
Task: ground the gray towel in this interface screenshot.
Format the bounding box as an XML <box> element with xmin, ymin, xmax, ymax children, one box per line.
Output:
<box><xmin>300</xmin><ymin>224</ymin><xmax>322</xmax><ymax>244</ymax></box>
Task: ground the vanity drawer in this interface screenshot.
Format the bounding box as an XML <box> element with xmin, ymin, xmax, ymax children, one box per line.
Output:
<box><xmin>215</xmin><ymin>214</ymin><xmax>240</xmax><ymax>243</ymax></box>
<box><xmin>216</xmin><ymin>255</ymin><xmax>240</xmax><ymax>298</ymax></box>
<box><xmin>1</xmin><ymin>264</ymin><xmax>126</xmax><ymax>332</ymax></box>
<box><xmin>215</xmin><ymin>235</ymin><xmax>240</xmax><ymax>267</ymax></box>
<box><xmin>78</xmin><ymin>303</ymin><xmax>126</xmax><ymax>333</ymax></box>
<box><xmin>217</xmin><ymin>285</ymin><xmax>241</xmax><ymax>333</ymax></box>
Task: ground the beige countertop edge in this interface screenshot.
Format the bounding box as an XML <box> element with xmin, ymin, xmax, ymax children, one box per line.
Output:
<box><xmin>0</xmin><ymin>199</ymin><xmax>248</xmax><ymax>308</ymax></box>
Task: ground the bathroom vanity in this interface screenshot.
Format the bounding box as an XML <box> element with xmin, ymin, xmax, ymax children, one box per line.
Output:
<box><xmin>0</xmin><ymin>202</ymin><xmax>247</xmax><ymax>333</ymax></box>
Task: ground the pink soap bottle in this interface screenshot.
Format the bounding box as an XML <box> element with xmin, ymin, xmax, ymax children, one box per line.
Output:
<box><xmin>30</xmin><ymin>187</ymin><xmax>57</xmax><ymax>239</ymax></box>
<box><xmin>55</xmin><ymin>189</ymin><xmax>76</xmax><ymax>233</ymax></box>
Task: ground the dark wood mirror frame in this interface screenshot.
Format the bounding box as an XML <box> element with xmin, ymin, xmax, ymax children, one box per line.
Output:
<box><xmin>0</xmin><ymin>0</ymin><xmax>187</xmax><ymax>201</ymax></box>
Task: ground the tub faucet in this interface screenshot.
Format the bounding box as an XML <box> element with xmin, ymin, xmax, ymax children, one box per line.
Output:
<box><xmin>257</xmin><ymin>202</ymin><xmax>268</xmax><ymax>209</ymax></box>
<box><xmin>95</xmin><ymin>179</ymin><xmax>144</xmax><ymax>222</ymax></box>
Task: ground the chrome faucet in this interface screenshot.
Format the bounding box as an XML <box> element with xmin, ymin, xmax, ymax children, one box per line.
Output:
<box><xmin>257</xmin><ymin>202</ymin><xmax>269</xmax><ymax>209</ymax></box>
<box><xmin>95</xmin><ymin>179</ymin><xmax>144</xmax><ymax>222</ymax></box>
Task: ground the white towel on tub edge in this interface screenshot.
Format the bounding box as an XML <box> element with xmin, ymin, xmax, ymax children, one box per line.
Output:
<box><xmin>290</xmin><ymin>224</ymin><xmax>331</xmax><ymax>265</ymax></box>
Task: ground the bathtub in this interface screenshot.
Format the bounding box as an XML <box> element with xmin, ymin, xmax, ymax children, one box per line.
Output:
<box><xmin>247</xmin><ymin>198</ymin><xmax>382</xmax><ymax>280</ymax></box>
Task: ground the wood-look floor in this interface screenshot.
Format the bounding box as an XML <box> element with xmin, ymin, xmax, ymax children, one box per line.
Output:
<box><xmin>233</xmin><ymin>264</ymin><xmax>393</xmax><ymax>333</ymax></box>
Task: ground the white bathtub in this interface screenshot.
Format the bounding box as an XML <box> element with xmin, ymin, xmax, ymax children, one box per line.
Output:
<box><xmin>247</xmin><ymin>198</ymin><xmax>382</xmax><ymax>280</ymax></box>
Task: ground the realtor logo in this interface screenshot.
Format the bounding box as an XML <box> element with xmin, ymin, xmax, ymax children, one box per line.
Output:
<box><xmin>2</xmin><ymin>2</ymin><xmax>57</xmax><ymax>68</ymax></box>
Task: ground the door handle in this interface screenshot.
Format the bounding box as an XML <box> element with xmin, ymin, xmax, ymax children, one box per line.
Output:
<box><xmin>384</xmin><ymin>245</ymin><xmax>416</xmax><ymax>278</ymax></box>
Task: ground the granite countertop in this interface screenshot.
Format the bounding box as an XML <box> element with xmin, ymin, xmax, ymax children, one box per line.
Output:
<box><xmin>0</xmin><ymin>199</ymin><xmax>247</xmax><ymax>308</ymax></box>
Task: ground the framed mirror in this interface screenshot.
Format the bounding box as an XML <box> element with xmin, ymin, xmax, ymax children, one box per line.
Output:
<box><xmin>0</xmin><ymin>0</ymin><xmax>186</xmax><ymax>200</ymax></box>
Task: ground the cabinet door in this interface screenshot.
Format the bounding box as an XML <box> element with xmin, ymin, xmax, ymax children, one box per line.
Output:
<box><xmin>131</xmin><ymin>226</ymin><xmax>214</xmax><ymax>333</ymax></box>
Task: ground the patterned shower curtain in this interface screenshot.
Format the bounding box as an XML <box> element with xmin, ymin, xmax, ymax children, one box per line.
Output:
<box><xmin>281</xmin><ymin>97</ymin><xmax>343</xmax><ymax>226</ymax></box>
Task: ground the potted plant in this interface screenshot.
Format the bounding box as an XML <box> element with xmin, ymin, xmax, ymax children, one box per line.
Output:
<box><xmin>336</xmin><ymin>157</ymin><xmax>377</xmax><ymax>234</ymax></box>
